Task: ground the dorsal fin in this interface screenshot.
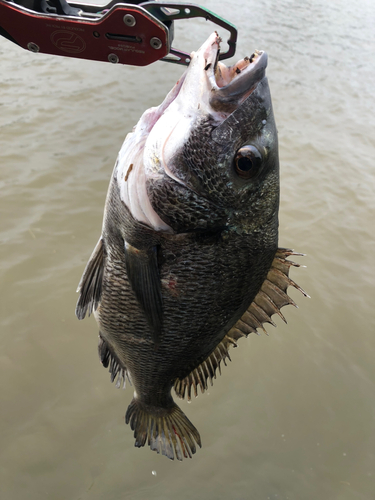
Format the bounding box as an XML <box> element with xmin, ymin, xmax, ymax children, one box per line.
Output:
<box><xmin>75</xmin><ymin>238</ymin><xmax>105</xmax><ymax>320</ymax></box>
<box><xmin>174</xmin><ymin>248</ymin><xmax>309</xmax><ymax>400</ymax></box>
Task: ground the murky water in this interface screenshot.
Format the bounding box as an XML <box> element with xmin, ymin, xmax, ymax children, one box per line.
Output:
<box><xmin>1</xmin><ymin>0</ymin><xmax>374</xmax><ymax>498</ymax></box>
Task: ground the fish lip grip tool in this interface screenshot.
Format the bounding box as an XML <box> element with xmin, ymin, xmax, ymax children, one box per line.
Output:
<box><xmin>0</xmin><ymin>0</ymin><xmax>237</xmax><ymax>66</ymax></box>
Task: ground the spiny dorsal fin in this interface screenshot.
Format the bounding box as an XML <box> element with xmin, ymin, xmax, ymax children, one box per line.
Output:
<box><xmin>76</xmin><ymin>238</ymin><xmax>105</xmax><ymax>320</ymax></box>
<box><xmin>98</xmin><ymin>335</ymin><xmax>131</xmax><ymax>389</ymax></box>
<box><xmin>174</xmin><ymin>248</ymin><xmax>308</xmax><ymax>400</ymax></box>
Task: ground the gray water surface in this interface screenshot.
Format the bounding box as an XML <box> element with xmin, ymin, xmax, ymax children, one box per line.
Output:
<box><xmin>1</xmin><ymin>0</ymin><xmax>374</xmax><ymax>499</ymax></box>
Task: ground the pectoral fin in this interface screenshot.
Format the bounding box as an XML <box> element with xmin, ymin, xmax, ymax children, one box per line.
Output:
<box><xmin>76</xmin><ymin>238</ymin><xmax>105</xmax><ymax>320</ymax></box>
<box><xmin>124</xmin><ymin>242</ymin><xmax>163</xmax><ymax>345</ymax></box>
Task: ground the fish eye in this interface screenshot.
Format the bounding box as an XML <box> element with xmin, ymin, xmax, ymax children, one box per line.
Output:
<box><xmin>234</xmin><ymin>145</ymin><xmax>263</xmax><ymax>179</ymax></box>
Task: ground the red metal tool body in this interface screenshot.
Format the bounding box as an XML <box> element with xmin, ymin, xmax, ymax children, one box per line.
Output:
<box><xmin>0</xmin><ymin>0</ymin><xmax>170</xmax><ymax>66</ymax></box>
<box><xmin>0</xmin><ymin>0</ymin><xmax>237</xmax><ymax>66</ymax></box>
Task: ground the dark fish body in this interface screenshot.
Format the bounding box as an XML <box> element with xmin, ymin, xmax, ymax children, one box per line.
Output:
<box><xmin>76</xmin><ymin>34</ymin><xmax>306</xmax><ymax>460</ymax></box>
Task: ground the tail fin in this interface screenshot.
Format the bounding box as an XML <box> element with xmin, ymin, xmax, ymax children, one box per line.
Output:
<box><xmin>125</xmin><ymin>397</ymin><xmax>201</xmax><ymax>461</ymax></box>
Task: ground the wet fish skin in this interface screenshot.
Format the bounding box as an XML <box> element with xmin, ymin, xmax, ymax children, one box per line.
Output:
<box><xmin>76</xmin><ymin>33</ymin><xmax>290</xmax><ymax>460</ymax></box>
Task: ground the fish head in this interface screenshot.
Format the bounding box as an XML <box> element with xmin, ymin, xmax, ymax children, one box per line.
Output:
<box><xmin>117</xmin><ymin>32</ymin><xmax>279</xmax><ymax>234</ymax></box>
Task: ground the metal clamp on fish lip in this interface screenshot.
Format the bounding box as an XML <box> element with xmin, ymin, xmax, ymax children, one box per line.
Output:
<box><xmin>0</xmin><ymin>0</ymin><xmax>237</xmax><ymax>66</ymax></box>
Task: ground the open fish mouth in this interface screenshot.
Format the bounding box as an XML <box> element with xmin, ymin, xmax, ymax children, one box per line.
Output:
<box><xmin>211</xmin><ymin>49</ymin><xmax>266</xmax><ymax>89</ymax></box>
<box><xmin>199</xmin><ymin>32</ymin><xmax>268</xmax><ymax>111</ymax></box>
<box><xmin>179</xmin><ymin>31</ymin><xmax>268</xmax><ymax>114</ymax></box>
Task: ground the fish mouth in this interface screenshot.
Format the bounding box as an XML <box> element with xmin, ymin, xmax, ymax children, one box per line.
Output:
<box><xmin>194</xmin><ymin>32</ymin><xmax>268</xmax><ymax>113</ymax></box>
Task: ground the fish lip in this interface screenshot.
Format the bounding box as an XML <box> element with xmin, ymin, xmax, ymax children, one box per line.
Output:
<box><xmin>187</xmin><ymin>32</ymin><xmax>268</xmax><ymax>112</ymax></box>
<box><xmin>207</xmin><ymin>50</ymin><xmax>268</xmax><ymax>111</ymax></box>
<box><xmin>208</xmin><ymin>50</ymin><xmax>268</xmax><ymax>91</ymax></box>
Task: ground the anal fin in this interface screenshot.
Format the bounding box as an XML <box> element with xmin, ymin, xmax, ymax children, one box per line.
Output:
<box><xmin>76</xmin><ymin>238</ymin><xmax>105</xmax><ymax>320</ymax></box>
<box><xmin>124</xmin><ymin>242</ymin><xmax>163</xmax><ymax>346</ymax></box>
<box><xmin>174</xmin><ymin>247</ymin><xmax>308</xmax><ymax>400</ymax></box>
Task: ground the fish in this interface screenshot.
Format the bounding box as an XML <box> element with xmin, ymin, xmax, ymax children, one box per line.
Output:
<box><xmin>75</xmin><ymin>32</ymin><xmax>307</xmax><ymax>461</ymax></box>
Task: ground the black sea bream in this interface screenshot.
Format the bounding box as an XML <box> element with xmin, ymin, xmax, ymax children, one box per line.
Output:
<box><xmin>76</xmin><ymin>33</ymin><xmax>307</xmax><ymax>461</ymax></box>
